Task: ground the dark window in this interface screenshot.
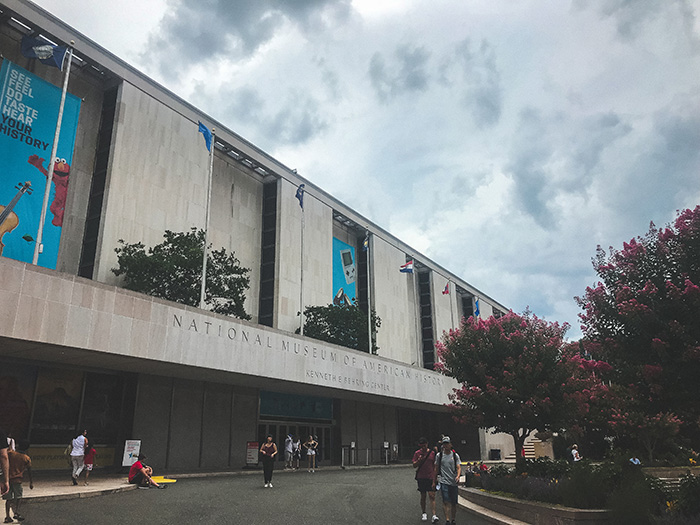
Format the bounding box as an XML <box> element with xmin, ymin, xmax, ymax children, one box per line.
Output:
<box><xmin>258</xmin><ymin>181</ymin><xmax>278</xmax><ymax>327</ymax></box>
<box><xmin>418</xmin><ymin>271</ymin><xmax>435</xmax><ymax>369</ymax></box>
<box><xmin>78</xmin><ymin>86</ymin><xmax>119</xmax><ymax>278</ymax></box>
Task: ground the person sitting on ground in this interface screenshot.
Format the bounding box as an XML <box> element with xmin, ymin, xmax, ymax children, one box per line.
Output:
<box><xmin>128</xmin><ymin>454</ymin><xmax>164</xmax><ymax>489</ymax></box>
<box><xmin>3</xmin><ymin>439</ymin><xmax>32</xmax><ymax>523</ymax></box>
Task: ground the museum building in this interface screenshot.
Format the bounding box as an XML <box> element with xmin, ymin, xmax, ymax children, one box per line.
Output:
<box><xmin>0</xmin><ymin>0</ymin><xmax>510</xmax><ymax>470</ymax></box>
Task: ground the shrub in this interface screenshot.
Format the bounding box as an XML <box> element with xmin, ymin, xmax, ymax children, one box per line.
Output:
<box><xmin>523</xmin><ymin>457</ymin><xmax>570</xmax><ymax>479</ymax></box>
<box><xmin>675</xmin><ymin>473</ymin><xmax>700</xmax><ymax>517</ymax></box>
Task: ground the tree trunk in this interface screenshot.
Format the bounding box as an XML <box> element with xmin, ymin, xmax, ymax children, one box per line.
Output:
<box><xmin>512</xmin><ymin>432</ymin><xmax>528</xmax><ymax>472</ymax></box>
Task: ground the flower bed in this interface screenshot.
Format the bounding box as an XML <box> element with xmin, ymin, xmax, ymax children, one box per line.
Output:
<box><xmin>460</xmin><ymin>487</ymin><xmax>611</xmax><ymax>524</ymax></box>
<box><xmin>466</xmin><ymin>458</ymin><xmax>700</xmax><ymax>523</ymax></box>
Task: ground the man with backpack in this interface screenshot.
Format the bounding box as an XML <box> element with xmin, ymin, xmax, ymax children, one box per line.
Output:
<box><xmin>432</xmin><ymin>436</ymin><xmax>461</xmax><ymax>525</ymax></box>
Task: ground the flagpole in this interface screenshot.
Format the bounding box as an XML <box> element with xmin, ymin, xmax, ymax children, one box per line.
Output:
<box><xmin>32</xmin><ymin>41</ymin><xmax>74</xmax><ymax>265</ymax></box>
<box><xmin>299</xmin><ymin>201</ymin><xmax>305</xmax><ymax>335</ymax></box>
<box><xmin>365</xmin><ymin>231</ymin><xmax>372</xmax><ymax>354</ymax></box>
<box><xmin>199</xmin><ymin>128</ymin><xmax>215</xmax><ymax>309</ymax></box>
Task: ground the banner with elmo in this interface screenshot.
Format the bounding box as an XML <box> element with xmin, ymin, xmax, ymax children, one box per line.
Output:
<box><xmin>0</xmin><ymin>59</ymin><xmax>81</xmax><ymax>269</ymax></box>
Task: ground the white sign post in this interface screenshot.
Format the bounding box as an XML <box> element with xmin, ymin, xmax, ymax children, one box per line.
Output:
<box><xmin>122</xmin><ymin>440</ymin><xmax>141</xmax><ymax>467</ymax></box>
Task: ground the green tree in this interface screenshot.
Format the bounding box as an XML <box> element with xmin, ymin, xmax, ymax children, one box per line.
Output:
<box><xmin>436</xmin><ymin>311</ymin><xmax>610</xmax><ymax>470</ymax></box>
<box><xmin>112</xmin><ymin>228</ymin><xmax>251</xmax><ymax>320</ymax></box>
<box><xmin>300</xmin><ymin>303</ymin><xmax>381</xmax><ymax>354</ymax></box>
<box><xmin>576</xmin><ymin>206</ymin><xmax>700</xmax><ymax>443</ymax></box>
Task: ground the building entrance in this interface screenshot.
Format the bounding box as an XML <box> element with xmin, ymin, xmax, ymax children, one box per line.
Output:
<box><xmin>257</xmin><ymin>422</ymin><xmax>332</xmax><ymax>466</ymax></box>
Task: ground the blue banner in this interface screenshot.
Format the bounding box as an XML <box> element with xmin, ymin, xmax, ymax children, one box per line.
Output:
<box><xmin>0</xmin><ymin>60</ymin><xmax>81</xmax><ymax>269</ymax></box>
<box><xmin>332</xmin><ymin>237</ymin><xmax>356</xmax><ymax>305</ymax></box>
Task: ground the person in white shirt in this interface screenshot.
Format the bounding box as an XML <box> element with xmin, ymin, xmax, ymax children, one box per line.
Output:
<box><xmin>284</xmin><ymin>434</ymin><xmax>294</xmax><ymax>469</ymax></box>
<box><xmin>69</xmin><ymin>430</ymin><xmax>88</xmax><ymax>485</ymax></box>
<box><xmin>571</xmin><ymin>444</ymin><xmax>582</xmax><ymax>462</ymax></box>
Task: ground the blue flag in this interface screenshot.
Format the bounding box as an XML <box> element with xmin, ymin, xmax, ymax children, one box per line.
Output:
<box><xmin>198</xmin><ymin>121</ymin><xmax>213</xmax><ymax>151</ymax></box>
<box><xmin>296</xmin><ymin>184</ymin><xmax>305</xmax><ymax>209</ymax></box>
<box><xmin>21</xmin><ymin>35</ymin><xmax>68</xmax><ymax>70</ymax></box>
<box><xmin>474</xmin><ymin>297</ymin><xmax>480</xmax><ymax>317</ymax></box>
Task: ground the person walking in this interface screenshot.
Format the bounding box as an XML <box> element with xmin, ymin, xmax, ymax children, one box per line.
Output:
<box><xmin>69</xmin><ymin>430</ymin><xmax>88</xmax><ymax>486</ymax></box>
<box><xmin>83</xmin><ymin>443</ymin><xmax>97</xmax><ymax>486</ymax></box>
<box><xmin>284</xmin><ymin>434</ymin><xmax>294</xmax><ymax>470</ymax></box>
<box><xmin>303</xmin><ymin>435</ymin><xmax>317</xmax><ymax>473</ymax></box>
<box><xmin>433</xmin><ymin>436</ymin><xmax>461</xmax><ymax>525</ymax></box>
<box><xmin>3</xmin><ymin>439</ymin><xmax>32</xmax><ymax>523</ymax></box>
<box><xmin>292</xmin><ymin>435</ymin><xmax>301</xmax><ymax>470</ymax></box>
<box><xmin>259</xmin><ymin>435</ymin><xmax>278</xmax><ymax>488</ymax></box>
<box><xmin>412</xmin><ymin>437</ymin><xmax>439</xmax><ymax>523</ymax></box>
<box><xmin>0</xmin><ymin>428</ymin><xmax>9</xmax><ymax>497</ymax></box>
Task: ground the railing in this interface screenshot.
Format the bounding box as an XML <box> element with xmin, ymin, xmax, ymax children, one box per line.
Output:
<box><xmin>340</xmin><ymin>445</ymin><xmax>398</xmax><ymax>467</ymax></box>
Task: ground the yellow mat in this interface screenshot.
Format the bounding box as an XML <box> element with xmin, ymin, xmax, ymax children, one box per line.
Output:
<box><xmin>150</xmin><ymin>476</ymin><xmax>177</xmax><ymax>483</ymax></box>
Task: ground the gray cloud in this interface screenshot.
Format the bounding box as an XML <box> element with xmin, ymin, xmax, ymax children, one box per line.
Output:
<box><xmin>505</xmin><ymin>108</ymin><xmax>633</xmax><ymax>229</ymax></box>
<box><xmin>439</xmin><ymin>39</ymin><xmax>502</xmax><ymax>128</ymax></box>
<box><xmin>369</xmin><ymin>45</ymin><xmax>431</xmax><ymax>103</ymax></box>
<box><xmin>202</xmin><ymin>85</ymin><xmax>329</xmax><ymax>147</ymax></box>
<box><xmin>604</xmin><ymin>96</ymin><xmax>700</xmax><ymax>226</ymax></box>
<box><xmin>505</xmin><ymin>108</ymin><xmax>557</xmax><ymax>227</ymax></box>
<box><xmin>575</xmin><ymin>0</ymin><xmax>698</xmax><ymax>45</ymax></box>
<box><xmin>144</xmin><ymin>0</ymin><xmax>352</xmax><ymax>78</ymax></box>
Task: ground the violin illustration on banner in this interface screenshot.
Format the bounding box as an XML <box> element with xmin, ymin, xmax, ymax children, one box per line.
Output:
<box><xmin>0</xmin><ymin>181</ymin><xmax>33</xmax><ymax>256</ymax></box>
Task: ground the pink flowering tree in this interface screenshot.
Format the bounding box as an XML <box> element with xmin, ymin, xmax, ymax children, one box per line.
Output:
<box><xmin>436</xmin><ymin>310</ymin><xmax>611</xmax><ymax>469</ymax></box>
<box><xmin>576</xmin><ymin>206</ymin><xmax>700</xmax><ymax>445</ymax></box>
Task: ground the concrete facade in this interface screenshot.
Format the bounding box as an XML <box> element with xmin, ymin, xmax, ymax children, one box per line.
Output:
<box><xmin>0</xmin><ymin>0</ymin><xmax>510</xmax><ymax>470</ymax></box>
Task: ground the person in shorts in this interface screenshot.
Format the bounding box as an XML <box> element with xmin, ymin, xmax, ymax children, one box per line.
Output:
<box><xmin>433</xmin><ymin>436</ymin><xmax>461</xmax><ymax>525</ymax></box>
<box><xmin>304</xmin><ymin>435</ymin><xmax>317</xmax><ymax>473</ymax></box>
<box><xmin>83</xmin><ymin>443</ymin><xmax>97</xmax><ymax>485</ymax></box>
<box><xmin>3</xmin><ymin>440</ymin><xmax>32</xmax><ymax>523</ymax></box>
<box><xmin>412</xmin><ymin>437</ymin><xmax>439</xmax><ymax>523</ymax></box>
<box><xmin>292</xmin><ymin>436</ymin><xmax>301</xmax><ymax>470</ymax></box>
<box><xmin>128</xmin><ymin>454</ymin><xmax>163</xmax><ymax>489</ymax></box>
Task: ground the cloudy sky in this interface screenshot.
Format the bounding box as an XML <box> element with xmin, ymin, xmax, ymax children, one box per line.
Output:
<box><xmin>34</xmin><ymin>0</ymin><xmax>700</xmax><ymax>339</ymax></box>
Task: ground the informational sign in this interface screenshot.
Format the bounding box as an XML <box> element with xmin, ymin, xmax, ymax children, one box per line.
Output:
<box><xmin>332</xmin><ymin>237</ymin><xmax>356</xmax><ymax>305</ymax></box>
<box><xmin>0</xmin><ymin>59</ymin><xmax>81</xmax><ymax>269</ymax></box>
<box><xmin>246</xmin><ymin>441</ymin><xmax>259</xmax><ymax>466</ymax></box>
<box><xmin>122</xmin><ymin>439</ymin><xmax>141</xmax><ymax>467</ymax></box>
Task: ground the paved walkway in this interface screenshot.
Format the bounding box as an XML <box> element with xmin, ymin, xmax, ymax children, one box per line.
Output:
<box><xmin>12</xmin><ymin>465</ymin><xmax>519</xmax><ymax>524</ymax></box>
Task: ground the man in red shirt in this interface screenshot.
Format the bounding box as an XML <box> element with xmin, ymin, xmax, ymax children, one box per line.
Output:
<box><xmin>412</xmin><ymin>437</ymin><xmax>439</xmax><ymax>523</ymax></box>
<box><xmin>128</xmin><ymin>454</ymin><xmax>162</xmax><ymax>489</ymax></box>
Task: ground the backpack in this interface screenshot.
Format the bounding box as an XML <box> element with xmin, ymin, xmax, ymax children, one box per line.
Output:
<box><xmin>437</xmin><ymin>450</ymin><xmax>458</xmax><ymax>475</ymax></box>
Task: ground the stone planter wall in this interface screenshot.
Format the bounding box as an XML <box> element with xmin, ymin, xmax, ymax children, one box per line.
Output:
<box><xmin>460</xmin><ymin>487</ymin><xmax>612</xmax><ymax>525</ymax></box>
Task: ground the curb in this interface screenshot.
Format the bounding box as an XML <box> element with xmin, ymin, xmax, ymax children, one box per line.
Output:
<box><xmin>24</xmin><ymin>484</ymin><xmax>137</xmax><ymax>504</ymax></box>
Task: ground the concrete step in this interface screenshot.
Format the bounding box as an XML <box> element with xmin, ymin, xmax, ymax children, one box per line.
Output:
<box><xmin>658</xmin><ymin>477</ymin><xmax>682</xmax><ymax>492</ymax></box>
<box><xmin>504</xmin><ymin>442</ymin><xmax>538</xmax><ymax>461</ymax></box>
<box><xmin>458</xmin><ymin>494</ymin><xmax>530</xmax><ymax>525</ymax></box>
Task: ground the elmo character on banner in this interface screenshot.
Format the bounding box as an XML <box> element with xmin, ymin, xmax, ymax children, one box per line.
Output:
<box><xmin>27</xmin><ymin>154</ymin><xmax>70</xmax><ymax>227</ymax></box>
